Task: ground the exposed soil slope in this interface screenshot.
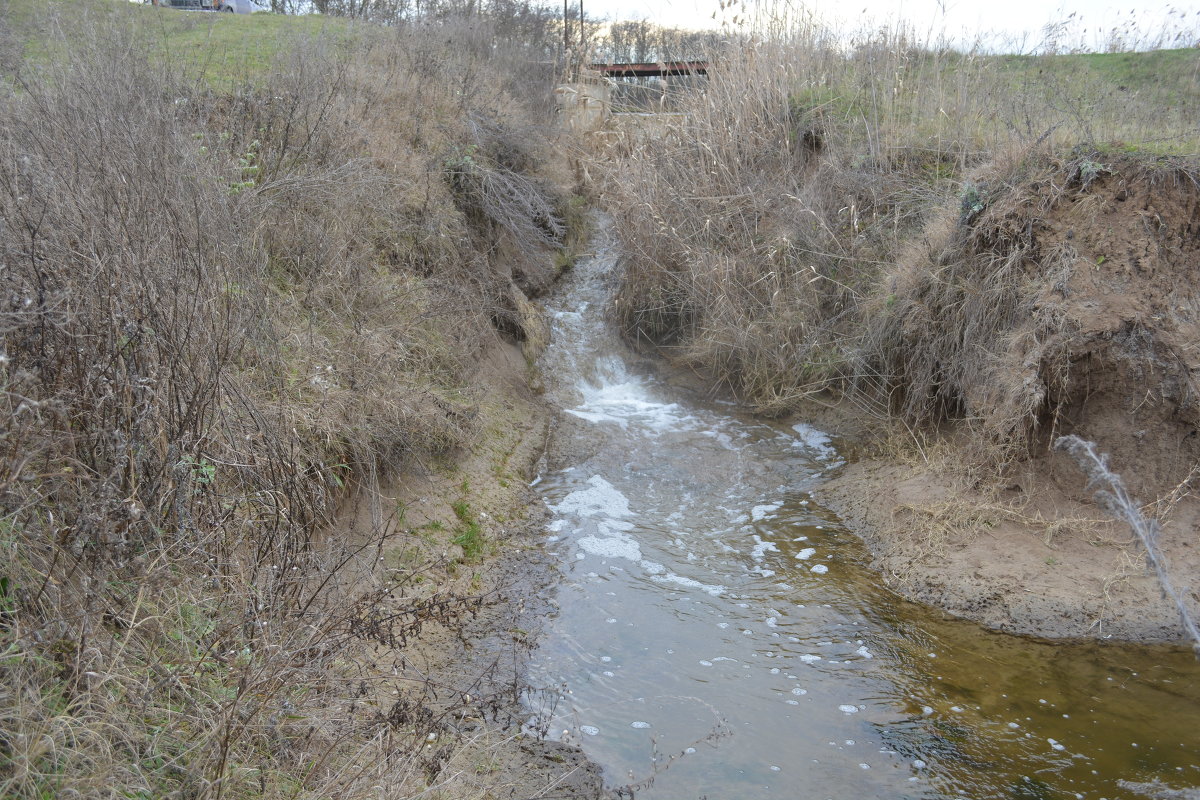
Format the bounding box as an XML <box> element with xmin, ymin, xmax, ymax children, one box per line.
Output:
<box><xmin>820</xmin><ymin>154</ymin><xmax>1200</xmax><ymax>643</ymax></box>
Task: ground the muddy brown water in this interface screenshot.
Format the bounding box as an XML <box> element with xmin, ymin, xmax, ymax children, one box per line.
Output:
<box><xmin>526</xmin><ymin>224</ymin><xmax>1200</xmax><ymax>800</ymax></box>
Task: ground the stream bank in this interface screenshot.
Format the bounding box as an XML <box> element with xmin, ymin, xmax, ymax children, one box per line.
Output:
<box><xmin>652</xmin><ymin>362</ymin><xmax>1200</xmax><ymax>644</ymax></box>
<box><xmin>519</xmin><ymin>220</ymin><xmax>1200</xmax><ymax>800</ymax></box>
<box><xmin>339</xmin><ymin>339</ymin><xmax>607</xmax><ymax>799</ymax></box>
<box><xmin>813</xmin><ymin>450</ymin><xmax>1200</xmax><ymax>643</ymax></box>
<box><xmin>368</xmin><ymin>212</ymin><xmax>1199</xmax><ymax>800</ymax></box>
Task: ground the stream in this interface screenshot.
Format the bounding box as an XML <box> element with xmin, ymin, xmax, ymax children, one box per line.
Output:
<box><xmin>525</xmin><ymin>224</ymin><xmax>1200</xmax><ymax>800</ymax></box>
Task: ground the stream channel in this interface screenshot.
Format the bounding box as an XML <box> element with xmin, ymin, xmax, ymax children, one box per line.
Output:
<box><xmin>525</xmin><ymin>223</ymin><xmax>1200</xmax><ymax>800</ymax></box>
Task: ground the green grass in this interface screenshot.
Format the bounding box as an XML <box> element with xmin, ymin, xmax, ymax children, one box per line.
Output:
<box><xmin>451</xmin><ymin>498</ymin><xmax>485</xmax><ymax>561</ymax></box>
<box><xmin>146</xmin><ymin>5</ymin><xmax>359</xmax><ymax>87</ymax></box>
<box><xmin>993</xmin><ymin>48</ymin><xmax>1200</xmax><ymax>103</ymax></box>
<box><xmin>1071</xmin><ymin>48</ymin><xmax>1200</xmax><ymax>94</ymax></box>
<box><xmin>4</xmin><ymin>0</ymin><xmax>360</xmax><ymax>88</ymax></box>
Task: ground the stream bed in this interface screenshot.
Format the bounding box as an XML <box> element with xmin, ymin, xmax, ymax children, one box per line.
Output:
<box><xmin>525</xmin><ymin>225</ymin><xmax>1200</xmax><ymax>800</ymax></box>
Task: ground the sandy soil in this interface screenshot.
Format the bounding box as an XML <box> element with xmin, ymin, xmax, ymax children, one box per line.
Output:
<box><xmin>338</xmin><ymin>339</ymin><xmax>608</xmax><ymax>799</ymax></box>
<box><xmin>813</xmin><ymin>449</ymin><xmax>1200</xmax><ymax>642</ymax></box>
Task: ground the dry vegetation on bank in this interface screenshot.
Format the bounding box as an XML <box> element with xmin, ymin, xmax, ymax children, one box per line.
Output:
<box><xmin>596</xmin><ymin>21</ymin><xmax>1200</xmax><ymax>638</ymax></box>
<box><xmin>600</xmin><ymin>19</ymin><xmax>1200</xmax><ymax>466</ymax></box>
<box><xmin>0</xmin><ymin>3</ymin><xmax>582</xmax><ymax>797</ymax></box>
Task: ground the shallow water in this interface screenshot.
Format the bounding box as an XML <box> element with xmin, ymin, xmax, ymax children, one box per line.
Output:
<box><xmin>527</xmin><ymin>226</ymin><xmax>1200</xmax><ymax>800</ymax></box>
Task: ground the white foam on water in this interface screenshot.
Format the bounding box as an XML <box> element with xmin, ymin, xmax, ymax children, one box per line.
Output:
<box><xmin>800</xmin><ymin>654</ymin><xmax>822</xmax><ymax>663</ymax></box>
<box><xmin>578</xmin><ymin>534</ymin><xmax>641</xmax><ymax>561</ymax></box>
<box><xmin>839</xmin><ymin>705</ymin><xmax>860</xmax><ymax>714</ymax></box>
<box><xmin>580</xmin><ymin>725</ymin><xmax>600</xmax><ymax>736</ymax></box>
<box><xmin>699</xmin><ymin>660</ymin><xmax>713</xmax><ymax>667</ymax></box>
<box><xmin>796</xmin><ymin>548</ymin><xmax>817</xmax><ymax>560</ymax></box>
<box><xmin>698</xmin><ymin>429</ymin><xmax>738</xmax><ymax>451</ymax></box>
<box><xmin>551</xmin><ymin>474</ymin><xmax>631</xmax><ymax>519</ymax></box>
<box><xmin>856</xmin><ymin>646</ymin><xmax>874</xmax><ymax>659</ymax></box>
<box><xmin>791</xmin><ymin>422</ymin><xmax>842</xmax><ymax>463</ymax></box>
<box><xmin>713</xmin><ymin>657</ymin><xmax>737</xmax><ymax>662</ymax></box>
<box><xmin>750</xmin><ymin>535</ymin><xmax>779</xmax><ymax>561</ymax></box>
<box><xmin>791</xmin><ymin>687</ymin><xmax>808</xmax><ymax>696</ymax></box>
<box><xmin>568</xmin><ymin>379</ymin><xmax>697</xmax><ymax>433</ymax></box>
<box><xmin>786</xmin><ymin>699</ymin><xmax>800</xmax><ymax>705</ymax></box>
<box><xmin>751</xmin><ymin>502</ymin><xmax>783</xmax><ymax>521</ymax></box>
<box><xmin>630</xmin><ymin>721</ymin><xmax>651</xmax><ymax>729</ymax></box>
<box><xmin>650</xmin><ymin>571</ymin><xmax>725</xmax><ymax>596</ymax></box>
<box><xmin>552</xmin><ymin>475</ymin><xmax>652</xmax><ymax>563</ymax></box>
<box><xmin>811</xmin><ymin>564</ymin><xmax>829</xmax><ymax>574</ymax></box>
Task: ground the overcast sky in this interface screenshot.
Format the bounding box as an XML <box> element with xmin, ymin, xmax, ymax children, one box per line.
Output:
<box><xmin>580</xmin><ymin>0</ymin><xmax>1200</xmax><ymax>50</ymax></box>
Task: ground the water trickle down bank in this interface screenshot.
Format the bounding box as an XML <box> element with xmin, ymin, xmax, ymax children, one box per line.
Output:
<box><xmin>525</xmin><ymin>220</ymin><xmax>1200</xmax><ymax>800</ymax></box>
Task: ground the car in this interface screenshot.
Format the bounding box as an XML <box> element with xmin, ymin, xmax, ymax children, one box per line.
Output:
<box><xmin>157</xmin><ymin>0</ymin><xmax>265</xmax><ymax>12</ymax></box>
<box><xmin>218</xmin><ymin>0</ymin><xmax>266</xmax><ymax>13</ymax></box>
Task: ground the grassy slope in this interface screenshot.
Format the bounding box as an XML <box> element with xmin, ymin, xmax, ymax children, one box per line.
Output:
<box><xmin>6</xmin><ymin>0</ymin><xmax>357</xmax><ymax>86</ymax></box>
<box><xmin>148</xmin><ymin>9</ymin><xmax>358</xmax><ymax>87</ymax></box>
<box><xmin>996</xmin><ymin>48</ymin><xmax>1200</xmax><ymax>151</ymax></box>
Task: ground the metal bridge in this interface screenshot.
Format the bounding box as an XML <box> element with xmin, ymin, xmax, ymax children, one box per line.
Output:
<box><xmin>587</xmin><ymin>61</ymin><xmax>708</xmax><ymax>78</ymax></box>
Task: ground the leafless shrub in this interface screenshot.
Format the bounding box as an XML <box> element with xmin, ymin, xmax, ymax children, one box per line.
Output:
<box><xmin>0</xmin><ymin>8</ymin><xmax>569</xmax><ymax>799</ymax></box>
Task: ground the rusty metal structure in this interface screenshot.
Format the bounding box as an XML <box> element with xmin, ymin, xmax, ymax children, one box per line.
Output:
<box><xmin>588</xmin><ymin>61</ymin><xmax>708</xmax><ymax>78</ymax></box>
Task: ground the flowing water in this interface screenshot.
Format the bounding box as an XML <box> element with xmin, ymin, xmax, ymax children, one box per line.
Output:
<box><xmin>526</xmin><ymin>225</ymin><xmax>1200</xmax><ymax>800</ymax></box>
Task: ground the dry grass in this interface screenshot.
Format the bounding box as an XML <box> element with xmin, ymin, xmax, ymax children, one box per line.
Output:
<box><xmin>598</xmin><ymin>17</ymin><xmax>1200</xmax><ymax>469</ymax></box>
<box><xmin>894</xmin><ymin>496</ymin><xmax>1108</xmax><ymax>556</ymax></box>
<box><xmin>0</xmin><ymin>6</ymin><xmax>573</xmax><ymax>799</ymax></box>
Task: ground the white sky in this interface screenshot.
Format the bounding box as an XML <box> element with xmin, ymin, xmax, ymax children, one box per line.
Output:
<box><xmin>581</xmin><ymin>0</ymin><xmax>1200</xmax><ymax>50</ymax></box>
